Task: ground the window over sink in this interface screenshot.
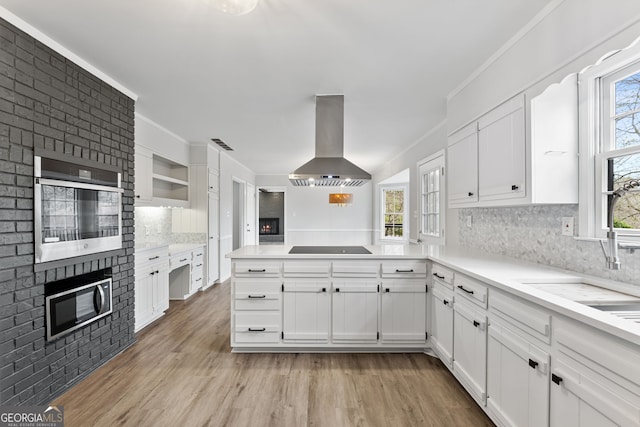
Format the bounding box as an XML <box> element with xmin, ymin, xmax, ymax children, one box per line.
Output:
<box><xmin>579</xmin><ymin>40</ymin><xmax>640</xmax><ymax>241</ymax></box>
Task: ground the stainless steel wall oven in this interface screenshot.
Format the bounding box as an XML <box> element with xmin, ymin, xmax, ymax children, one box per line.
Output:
<box><xmin>34</xmin><ymin>156</ymin><xmax>123</xmax><ymax>263</ymax></box>
<box><xmin>45</xmin><ymin>270</ymin><xmax>113</xmax><ymax>341</ymax></box>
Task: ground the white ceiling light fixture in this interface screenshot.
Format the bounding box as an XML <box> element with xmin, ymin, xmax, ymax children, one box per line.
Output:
<box><xmin>208</xmin><ymin>0</ymin><xmax>259</xmax><ymax>15</ymax></box>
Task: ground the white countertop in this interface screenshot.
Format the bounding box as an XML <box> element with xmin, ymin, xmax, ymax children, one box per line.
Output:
<box><xmin>226</xmin><ymin>244</ymin><xmax>431</xmax><ymax>259</ymax></box>
<box><xmin>227</xmin><ymin>244</ymin><xmax>640</xmax><ymax>346</ymax></box>
<box><xmin>168</xmin><ymin>243</ymin><xmax>205</xmax><ymax>256</ymax></box>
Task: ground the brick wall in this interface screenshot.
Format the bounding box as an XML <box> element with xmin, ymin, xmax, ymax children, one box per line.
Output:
<box><xmin>0</xmin><ymin>18</ymin><xmax>136</xmax><ymax>404</ymax></box>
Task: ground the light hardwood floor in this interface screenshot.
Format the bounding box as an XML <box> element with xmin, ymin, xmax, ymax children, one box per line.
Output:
<box><xmin>53</xmin><ymin>281</ymin><xmax>494</xmax><ymax>427</ymax></box>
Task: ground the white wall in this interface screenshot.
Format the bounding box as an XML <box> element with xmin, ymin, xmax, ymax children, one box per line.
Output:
<box><xmin>256</xmin><ymin>175</ymin><xmax>374</xmax><ymax>245</ymax></box>
<box><xmin>447</xmin><ymin>0</ymin><xmax>640</xmax><ymax>133</ymax></box>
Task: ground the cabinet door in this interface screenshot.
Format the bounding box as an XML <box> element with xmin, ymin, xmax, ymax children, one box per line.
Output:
<box><xmin>134</xmin><ymin>270</ymin><xmax>155</xmax><ymax>332</ymax></box>
<box><xmin>453</xmin><ymin>301</ymin><xmax>487</xmax><ymax>405</ymax></box>
<box><xmin>550</xmin><ymin>360</ymin><xmax>639</xmax><ymax>427</ymax></box>
<box><xmin>478</xmin><ymin>95</ymin><xmax>525</xmax><ymax>201</ymax></box>
<box><xmin>448</xmin><ymin>124</ymin><xmax>478</xmax><ymax>206</ymax></box>
<box><xmin>154</xmin><ymin>266</ymin><xmax>170</xmax><ymax>313</ymax></box>
<box><xmin>283</xmin><ymin>280</ymin><xmax>330</xmax><ymax>342</ymax></box>
<box><xmin>208</xmin><ymin>193</ymin><xmax>219</xmax><ymax>285</ymax></box>
<box><xmin>432</xmin><ymin>286</ymin><xmax>454</xmax><ymax>368</ymax></box>
<box><xmin>332</xmin><ymin>280</ymin><xmax>378</xmax><ymax>343</ymax></box>
<box><xmin>134</xmin><ymin>149</ymin><xmax>153</xmax><ymax>203</ymax></box>
<box><xmin>487</xmin><ymin>322</ymin><xmax>549</xmax><ymax>427</ymax></box>
<box><xmin>380</xmin><ymin>279</ymin><xmax>426</xmax><ymax>343</ymax></box>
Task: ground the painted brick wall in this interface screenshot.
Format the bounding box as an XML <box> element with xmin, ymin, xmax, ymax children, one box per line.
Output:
<box><xmin>0</xmin><ymin>18</ymin><xmax>136</xmax><ymax>404</ymax></box>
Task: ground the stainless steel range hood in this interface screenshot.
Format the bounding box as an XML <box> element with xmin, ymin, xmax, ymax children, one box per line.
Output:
<box><xmin>289</xmin><ymin>95</ymin><xmax>371</xmax><ymax>187</ymax></box>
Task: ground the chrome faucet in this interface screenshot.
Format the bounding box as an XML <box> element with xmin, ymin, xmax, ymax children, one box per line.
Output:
<box><xmin>600</xmin><ymin>178</ymin><xmax>640</xmax><ymax>270</ymax></box>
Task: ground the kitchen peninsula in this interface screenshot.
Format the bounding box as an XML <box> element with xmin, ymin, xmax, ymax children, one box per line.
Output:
<box><xmin>227</xmin><ymin>244</ymin><xmax>431</xmax><ymax>351</ymax></box>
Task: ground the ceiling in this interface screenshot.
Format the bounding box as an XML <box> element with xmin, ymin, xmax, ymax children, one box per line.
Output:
<box><xmin>0</xmin><ymin>0</ymin><xmax>553</xmax><ymax>176</ymax></box>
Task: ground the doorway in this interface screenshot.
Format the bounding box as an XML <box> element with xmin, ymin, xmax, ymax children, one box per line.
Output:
<box><xmin>257</xmin><ymin>187</ymin><xmax>286</xmax><ymax>245</ymax></box>
<box><xmin>233</xmin><ymin>179</ymin><xmax>257</xmax><ymax>250</ymax></box>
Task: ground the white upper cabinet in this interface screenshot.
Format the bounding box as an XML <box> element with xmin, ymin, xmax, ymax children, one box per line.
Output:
<box><xmin>134</xmin><ymin>144</ymin><xmax>190</xmax><ymax>208</ymax></box>
<box><xmin>447</xmin><ymin>74</ymin><xmax>578</xmax><ymax>208</ymax></box>
<box><xmin>478</xmin><ymin>94</ymin><xmax>525</xmax><ymax>202</ymax></box>
<box><xmin>448</xmin><ymin>123</ymin><xmax>478</xmax><ymax>206</ymax></box>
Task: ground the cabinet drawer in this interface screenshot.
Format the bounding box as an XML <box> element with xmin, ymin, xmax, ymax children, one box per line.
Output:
<box><xmin>170</xmin><ymin>252</ymin><xmax>191</xmax><ymax>271</ymax></box>
<box><xmin>283</xmin><ymin>262</ymin><xmax>330</xmax><ymax>278</ymax></box>
<box><xmin>381</xmin><ymin>279</ymin><xmax>427</xmax><ymax>293</ymax></box>
<box><xmin>431</xmin><ymin>263</ymin><xmax>454</xmax><ymax>286</ymax></box>
<box><xmin>135</xmin><ymin>246</ymin><xmax>169</xmax><ymax>270</ymax></box>
<box><xmin>332</xmin><ymin>262</ymin><xmax>379</xmax><ymax>278</ymax></box>
<box><xmin>235</xmin><ymin>279</ymin><xmax>282</xmax><ymax>311</ymax></box>
<box><xmin>193</xmin><ymin>248</ymin><xmax>205</xmax><ymax>265</ymax></box>
<box><xmin>454</xmin><ymin>274</ymin><xmax>488</xmax><ymax>309</ymax></box>
<box><xmin>381</xmin><ymin>261</ymin><xmax>427</xmax><ymax>278</ymax></box>
<box><xmin>234</xmin><ymin>312</ymin><xmax>280</xmax><ymax>343</ymax></box>
<box><xmin>490</xmin><ymin>291</ymin><xmax>551</xmax><ymax>344</ymax></box>
<box><xmin>234</xmin><ymin>261</ymin><xmax>281</xmax><ymax>277</ymax></box>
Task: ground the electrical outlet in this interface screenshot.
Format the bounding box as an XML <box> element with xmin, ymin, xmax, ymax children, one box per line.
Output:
<box><xmin>466</xmin><ymin>215</ymin><xmax>472</xmax><ymax>227</ymax></box>
<box><xmin>562</xmin><ymin>217</ymin><xmax>574</xmax><ymax>236</ymax></box>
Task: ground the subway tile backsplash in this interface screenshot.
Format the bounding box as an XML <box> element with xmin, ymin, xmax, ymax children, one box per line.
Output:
<box><xmin>457</xmin><ymin>204</ymin><xmax>640</xmax><ymax>286</ymax></box>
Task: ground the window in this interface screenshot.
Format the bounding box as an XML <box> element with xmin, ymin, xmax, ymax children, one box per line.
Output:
<box><xmin>381</xmin><ymin>186</ymin><xmax>407</xmax><ymax>240</ymax></box>
<box><xmin>418</xmin><ymin>151</ymin><xmax>445</xmax><ymax>244</ymax></box>
<box><xmin>580</xmin><ymin>43</ymin><xmax>640</xmax><ymax>241</ymax></box>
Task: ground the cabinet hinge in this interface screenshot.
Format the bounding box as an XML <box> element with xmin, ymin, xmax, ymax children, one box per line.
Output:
<box><xmin>377</xmin><ymin>332</ymin><xmax>379</xmax><ymax>340</ymax></box>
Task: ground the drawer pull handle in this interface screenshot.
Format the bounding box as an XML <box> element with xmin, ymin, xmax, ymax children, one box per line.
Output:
<box><xmin>148</xmin><ymin>255</ymin><xmax>160</xmax><ymax>261</ymax></box>
<box><xmin>443</xmin><ymin>299</ymin><xmax>449</xmax><ymax>306</ymax></box>
<box><xmin>433</xmin><ymin>273</ymin><xmax>445</xmax><ymax>279</ymax></box>
<box><xmin>180</xmin><ymin>258</ymin><xmax>188</xmax><ymax>262</ymax></box>
<box><xmin>528</xmin><ymin>359</ymin><xmax>539</xmax><ymax>369</ymax></box>
<box><xmin>551</xmin><ymin>374</ymin><xmax>563</xmax><ymax>385</ymax></box>
<box><xmin>150</xmin><ymin>271</ymin><xmax>155</xmax><ymax>276</ymax></box>
<box><xmin>248</xmin><ymin>269</ymin><xmax>266</xmax><ymax>273</ymax></box>
<box><xmin>396</xmin><ymin>269</ymin><xmax>414</xmax><ymax>273</ymax></box>
<box><xmin>196</xmin><ymin>264</ymin><xmax>203</xmax><ymax>267</ymax></box>
<box><xmin>196</xmin><ymin>278</ymin><xmax>202</xmax><ymax>282</ymax></box>
<box><xmin>248</xmin><ymin>295</ymin><xmax>266</xmax><ymax>299</ymax></box>
<box><xmin>248</xmin><ymin>328</ymin><xmax>266</xmax><ymax>332</ymax></box>
<box><xmin>473</xmin><ymin>320</ymin><xmax>480</xmax><ymax>328</ymax></box>
<box><xmin>512</xmin><ymin>184</ymin><xmax>519</xmax><ymax>191</ymax></box>
<box><xmin>457</xmin><ymin>285</ymin><xmax>474</xmax><ymax>295</ymax></box>
<box><xmin>196</xmin><ymin>253</ymin><xmax>203</xmax><ymax>256</ymax></box>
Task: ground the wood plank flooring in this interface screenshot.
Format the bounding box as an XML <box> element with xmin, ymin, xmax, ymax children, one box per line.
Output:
<box><xmin>52</xmin><ymin>281</ymin><xmax>494</xmax><ymax>427</ymax></box>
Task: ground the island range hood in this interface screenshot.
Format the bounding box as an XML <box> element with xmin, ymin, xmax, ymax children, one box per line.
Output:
<box><xmin>289</xmin><ymin>95</ymin><xmax>371</xmax><ymax>187</ymax></box>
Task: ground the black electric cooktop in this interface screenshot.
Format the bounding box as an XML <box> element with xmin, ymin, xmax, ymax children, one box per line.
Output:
<box><xmin>288</xmin><ymin>246</ymin><xmax>372</xmax><ymax>255</ymax></box>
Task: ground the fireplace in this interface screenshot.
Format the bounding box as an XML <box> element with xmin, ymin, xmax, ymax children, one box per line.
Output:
<box><xmin>259</xmin><ymin>218</ymin><xmax>279</xmax><ymax>235</ymax></box>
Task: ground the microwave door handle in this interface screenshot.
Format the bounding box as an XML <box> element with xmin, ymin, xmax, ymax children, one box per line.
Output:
<box><xmin>94</xmin><ymin>285</ymin><xmax>105</xmax><ymax>314</ymax></box>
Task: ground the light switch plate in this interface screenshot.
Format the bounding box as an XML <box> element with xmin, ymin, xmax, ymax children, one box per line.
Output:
<box><xmin>562</xmin><ymin>217</ymin><xmax>574</xmax><ymax>236</ymax></box>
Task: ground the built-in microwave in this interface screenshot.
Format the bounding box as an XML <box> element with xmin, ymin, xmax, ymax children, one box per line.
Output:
<box><xmin>45</xmin><ymin>271</ymin><xmax>112</xmax><ymax>341</ymax></box>
<box><xmin>34</xmin><ymin>156</ymin><xmax>124</xmax><ymax>264</ymax></box>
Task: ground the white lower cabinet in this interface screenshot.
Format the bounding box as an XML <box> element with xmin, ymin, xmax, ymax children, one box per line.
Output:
<box><xmin>332</xmin><ymin>280</ymin><xmax>379</xmax><ymax>343</ymax></box>
<box><xmin>282</xmin><ymin>280</ymin><xmax>331</xmax><ymax>343</ymax></box>
<box><xmin>550</xmin><ymin>319</ymin><xmax>640</xmax><ymax>427</ymax></box>
<box><xmin>380</xmin><ymin>279</ymin><xmax>427</xmax><ymax>343</ymax></box>
<box><xmin>135</xmin><ymin>247</ymin><xmax>170</xmax><ymax>332</ymax></box>
<box><xmin>487</xmin><ymin>321</ymin><xmax>550</xmax><ymax>427</ymax></box>
<box><xmin>453</xmin><ymin>299</ymin><xmax>488</xmax><ymax>405</ymax></box>
<box><xmin>431</xmin><ymin>280</ymin><xmax>454</xmax><ymax>368</ymax></box>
